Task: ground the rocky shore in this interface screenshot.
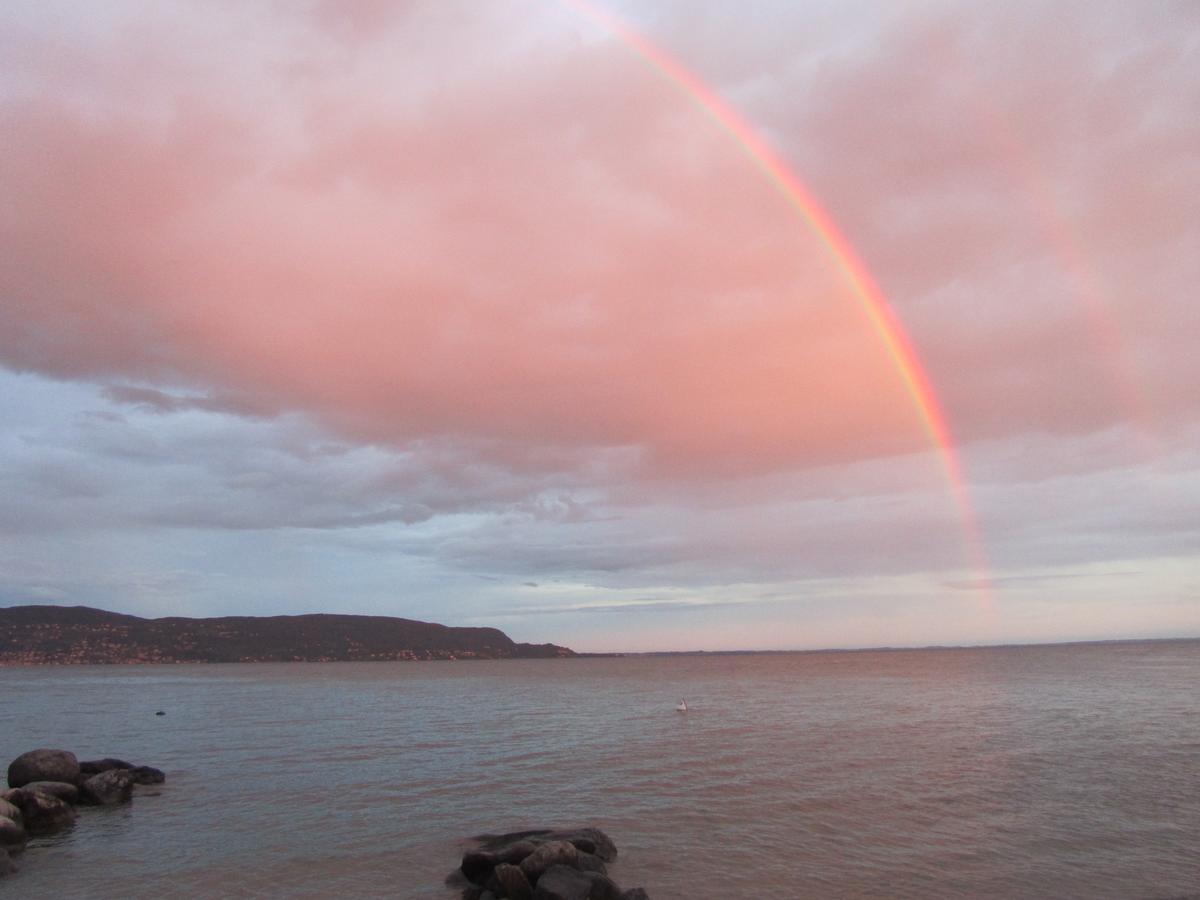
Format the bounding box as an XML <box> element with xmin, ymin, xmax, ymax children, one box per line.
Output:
<box><xmin>449</xmin><ymin>827</ymin><xmax>649</xmax><ymax>900</ymax></box>
<box><xmin>0</xmin><ymin>748</ymin><xmax>165</xmax><ymax>878</ymax></box>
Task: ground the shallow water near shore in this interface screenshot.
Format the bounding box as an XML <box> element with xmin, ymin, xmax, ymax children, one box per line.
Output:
<box><xmin>2</xmin><ymin>640</ymin><xmax>1198</xmax><ymax>898</ymax></box>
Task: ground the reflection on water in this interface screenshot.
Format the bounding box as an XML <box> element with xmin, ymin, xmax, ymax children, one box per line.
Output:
<box><xmin>2</xmin><ymin>641</ymin><xmax>1198</xmax><ymax>898</ymax></box>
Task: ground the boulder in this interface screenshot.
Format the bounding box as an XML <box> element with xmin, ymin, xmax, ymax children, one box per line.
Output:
<box><xmin>494</xmin><ymin>840</ymin><xmax>537</xmax><ymax>865</ymax></box>
<box><xmin>531</xmin><ymin>865</ymin><xmax>592</xmax><ymax>900</ymax></box>
<box><xmin>550</xmin><ymin>828</ymin><xmax>618</xmax><ymax>863</ymax></box>
<box><xmin>459</xmin><ymin>826</ymin><xmax>636</xmax><ymax>899</ymax></box>
<box><xmin>11</xmin><ymin>789</ymin><xmax>76</xmax><ymax>834</ymax></box>
<box><xmin>462</xmin><ymin>840</ymin><xmax>537</xmax><ymax>885</ymax></box>
<box><xmin>620</xmin><ymin>891</ymin><xmax>650</xmax><ymax>900</ymax></box>
<box><xmin>0</xmin><ymin>816</ymin><xmax>24</xmax><ymax>848</ymax></box>
<box><xmin>520</xmin><ymin>841</ymin><xmax>579</xmax><ymax>882</ymax></box>
<box><xmin>583</xmin><ymin>873</ymin><xmax>623</xmax><ymax>900</ymax></box>
<box><xmin>6</xmin><ymin>749</ymin><xmax>80</xmax><ymax>789</ymax></box>
<box><xmin>0</xmin><ymin>799</ymin><xmax>19</xmax><ymax>823</ymax></box>
<box><xmin>79</xmin><ymin>769</ymin><xmax>134</xmax><ymax>806</ymax></box>
<box><xmin>575</xmin><ymin>852</ymin><xmax>607</xmax><ymax>876</ymax></box>
<box><xmin>0</xmin><ymin>847</ymin><xmax>15</xmax><ymax>877</ymax></box>
<box><xmin>78</xmin><ymin>758</ymin><xmax>134</xmax><ymax>776</ymax></box>
<box><xmin>129</xmin><ymin>766</ymin><xmax>166</xmax><ymax>785</ymax></box>
<box><xmin>494</xmin><ymin>862</ymin><xmax>534</xmax><ymax>900</ymax></box>
<box><xmin>532</xmin><ymin>865</ymin><xmax>607</xmax><ymax>900</ymax></box>
<box><xmin>23</xmin><ymin>781</ymin><xmax>79</xmax><ymax>804</ymax></box>
<box><xmin>462</xmin><ymin>850</ymin><xmax>499</xmax><ymax>885</ymax></box>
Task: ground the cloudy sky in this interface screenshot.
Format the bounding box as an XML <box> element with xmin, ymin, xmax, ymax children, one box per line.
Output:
<box><xmin>1</xmin><ymin>0</ymin><xmax>1197</xmax><ymax>651</ymax></box>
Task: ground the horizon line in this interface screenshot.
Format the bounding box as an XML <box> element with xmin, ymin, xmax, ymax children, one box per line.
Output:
<box><xmin>587</xmin><ymin>634</ymin><xmax>1200</xmax><ymax>657</ymax></box>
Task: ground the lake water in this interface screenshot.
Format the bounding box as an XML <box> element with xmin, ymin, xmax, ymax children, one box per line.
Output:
<box><xmin>2</xmin><ymin>641</ymin><xmax>1198</xmax><ymax>898</ymax></box>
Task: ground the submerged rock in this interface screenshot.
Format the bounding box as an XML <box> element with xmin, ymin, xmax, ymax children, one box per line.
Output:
<box><xmin>129</xmin><ymin>766</ymin><xmax>166</xmax><ymax>785</ymax></box>
<box><xmin>79</xmin><ymin>769</ymin><xmax>135</xmax><ymax>806</ymax></box>
<box><xmin>10</xmin><ymin>789</ymin><xmax>76</xmax><ymax>834</ymax></box>
<box><xmin>6</xmin><ymin>749</ymin><xmax>79</xmax><ymax>789</ymax></box>
<box><xmin>0</xmin><ymin>816</ymin><xmax>25</xmax><ymax>848</ymax></box>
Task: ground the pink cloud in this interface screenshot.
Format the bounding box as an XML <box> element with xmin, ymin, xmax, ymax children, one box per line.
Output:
<box><xmin>1</xmin><ymin>0</ymin><xmax>1196</xmax><ymax>487</ymax></box>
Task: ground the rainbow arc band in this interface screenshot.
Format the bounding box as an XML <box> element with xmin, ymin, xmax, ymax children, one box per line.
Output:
<box><xmin>564</xmin><ymin>0</ymin><xmax>992</xmax><ymax>605</ymax></box>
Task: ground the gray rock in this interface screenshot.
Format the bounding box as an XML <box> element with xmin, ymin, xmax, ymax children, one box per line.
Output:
<box><xmin>520</xmin><ymin>840</ymin><xmax>579</xmax><ymax>882</ymax></box>
<box><xmin>6</xmin><ymin>749</ymin><xmax>80</xmax><ymax>789</ymax></box>
<box><xmin>79</xmin><ymin>769</ymin><xmax>134</xmax><ymax>806</ymax></box>
<box><xmin>78</xmin><ymin>758</ymin><xmax>134</xmax><ymax>776</ymax></box>
<box><xmin>575</xmin><ymin>851</ymin><xmax>607</xmax><ymax>876</ymax></box>
<box><xmin>532</xmin><ymin>865</ymin><xmax>594</xmax><ymax>900</ymax></box>
<box><xmin>494</xmin><ymin>862</ymin><xmax>534</xmax><ymax>900</ymax></box>
<box><xmin>0</xmin><ymin>816</ymin><xmax>25</xmax><ymax>848</ymax></box>
<box><xmin>581</xmin><ymin>873</ymin><xmax>623</xmax><ymax>900</ymax></box>
<box><xmin>11</xmin><ymin>789</ymin><xmax>76</xmax><ymax>834</ymax></box>
<box><xmin>0</xmin><ymin>799</ymin><xmax>19</xmax><ymax>823</ymax></box>
<box><xmin>0</xmin><ymin>847</ymin><xmax>16</xmax><ymax>877</ymax></box>
<box><xmin>23</xmin><ymin>781</ymin><xmax>79</xmax><ymax>803</ymax></box>
<box><xmin>129</xmin><ymin>766</ymin><xmax>166</xmax><ymax>785</ymax></box>
<box><xmin>620</xmin><ymin>890</ymin><xmax>650</xmax><ymax>900</ymax></box>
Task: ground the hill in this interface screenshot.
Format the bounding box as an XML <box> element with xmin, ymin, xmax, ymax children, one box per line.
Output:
<box><xmin>0</xmin><ymin>605</ymin><xmax>574</xmax><ymax>665</ymax></box>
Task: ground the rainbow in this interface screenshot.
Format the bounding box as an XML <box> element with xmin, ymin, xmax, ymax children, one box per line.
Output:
<box><xmin>565</xmin><ymin>0</ymin><xmax>992</xmax><ymax>601</ymax></box>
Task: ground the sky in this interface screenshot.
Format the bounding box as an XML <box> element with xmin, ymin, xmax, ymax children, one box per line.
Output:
<box><xmin>1</xmin><ymin>0</ymin><xmax>1197</xmax><ymax>652</ymax></box>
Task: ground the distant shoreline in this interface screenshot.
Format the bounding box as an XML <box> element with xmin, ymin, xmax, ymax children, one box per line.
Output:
<box><xmin>2</xmin><ymin>637</ymin><xmax>1194</xmax><ymax>668</ymax></box>
<box><xmin>2</xmin><ymin>604</ymin><xmax>1195</xmax><ymax>666</ymax></box>
<box><xmin>0</xmin><ymin>604</ymin><xmax>576</xmax><ymax>666</ymax></box>
<box><xmin>610</xmin><ymin>636</ymin><xmax>1200</xmax><ymax>657</ymax></box>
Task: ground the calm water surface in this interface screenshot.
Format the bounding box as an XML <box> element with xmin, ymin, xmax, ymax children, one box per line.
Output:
<box><xmin>1</xmin><ymin>641</ymin><xmax>1198</xmax><ymax>898</ymax></box>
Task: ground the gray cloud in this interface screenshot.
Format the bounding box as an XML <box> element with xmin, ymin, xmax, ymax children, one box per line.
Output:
<box><xmin>103</xmin><ymin>385</ymin><xmax>277</xmax><ymax>419</ymax></box>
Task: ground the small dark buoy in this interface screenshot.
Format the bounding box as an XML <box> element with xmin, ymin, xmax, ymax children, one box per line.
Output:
<box><xmin>155</xmin><ymin>711</ymin><xmax>166</xmax><ymax>716</ymax></box>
